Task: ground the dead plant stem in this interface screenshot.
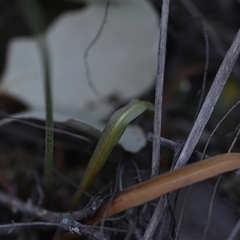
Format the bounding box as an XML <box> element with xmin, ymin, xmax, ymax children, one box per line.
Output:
<box><xmin>151</xmin><ymin>0</ymin><xmax>169</xmax><ymax>178</ymax></box>
<box><xmin>175</xmin><ymin>27</ymin><xmax>240</xmax><ymax>169</ymax></box>
<box><xmin>145</xmin><ymin>0</ymin><xmax>170</xmax><ymax>239</ymax></box>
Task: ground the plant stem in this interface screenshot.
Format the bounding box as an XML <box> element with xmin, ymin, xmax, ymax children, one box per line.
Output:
<box><xmin>18</xmin><ymin>0</ymin><xmax>54</xmax><ymax>191</ymax></box>
<box><xmin>145</xmin><ymin>0</ymin><xmax>170</xmax><ymax>239</ymax></box>
<box><xmin>39</xmin><ymin>37</ymin><xmax>54</xmax><ymax>191</ymax></box>
<box><xmin>151</xmin><ymin>0</ymin><xmax>169</xmax><ymax>178</ymax></box>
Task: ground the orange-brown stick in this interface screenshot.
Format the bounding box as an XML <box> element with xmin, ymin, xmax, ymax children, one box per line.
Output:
<box><xmin>88</xmin><ymin>153</ymin><xmax>240</xmax><ymax>225</ymax></box>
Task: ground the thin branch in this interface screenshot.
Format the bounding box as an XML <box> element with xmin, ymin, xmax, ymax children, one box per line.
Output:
<box><xmin>203</xmin><ymin>121</ymin><xmax>240</xmax><ymax>239</ymax></box>
<box><xmin>202</xmin><ymin>99</ymin><xmax>240</xmax><ymax>157</ymax></box>
<box><xmin>0</xmin><ymin>221</ymin><xmax>109</xmax><ymax>240</ymax></box>
<box><xmin>202</xmin><ymin>176</ymin><xmax>222</xmax><ymax>240</ymax></box>
<box><xmin>180</xmin><ymin>0</ymin><xmax>240</xmax><ymax>78</ymax></box>
<box><xmin>145</xmin><ymin>0</ymin><xmax>170</xmax><ymax>239</ymax></box>
<box><xmin>194</xmin><ymin>18</ymin><xmax>210</xmax><ymax>119</ymax></box>
<box><xmin>0</xmin><ymin>222</ymin><xmax>60</xmax><ymax>234</ymax></box>
<box><xmin>143</xmin><ymin>196</ymin><xmax>168</xmax><ymax>240</ymax></box>
<box><xmin>227</xmin><ymin>217</ymin><xmax>240</xmax><ymax>240</ymax></box>
<box><xmin>151</xmin><ymin>0</ymin><xmax>170</xmax><ymax>178</ymax></box>
<box><xmin>0</xmin><ymin>190</ymin><xmax>95</xmax><ymax>223</ymax></box>
<box><xmin>0</xmin><ymin>112</ymin><xmax>91</xmax><ymax>143</ymax></box>
<box><xmin>84</xmin><ymin>0</ymin><xmax>110</xmax><ymax>100</ymax></box>
<box><xmin>175</xmin><ymin>27</ymin><xmax>240</xmax><ymax>169</ymax></box>
<box><xmin>147</xmin><ymin>133</ymin><xmax>211</xmax><ymax>161</ymax></box>
<box><xmin>0</xmin><ymin>190</ymin><xmax>116</xmax><ymax>239</ymax></box>
<box><xmin>175</xmin><ymin>187</ymin><xmax>191</xmax><ymax>239</ymax></box>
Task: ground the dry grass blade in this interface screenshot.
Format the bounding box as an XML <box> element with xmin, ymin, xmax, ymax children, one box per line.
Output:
<box><xmin>87</xmin><ymin>153</ymin><xmax>240</xmax><ymax>225</ymax></box>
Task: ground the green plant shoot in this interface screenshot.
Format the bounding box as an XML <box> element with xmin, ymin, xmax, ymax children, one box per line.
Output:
<box><xmin>70</xmin><ymin>99</ymin><xmax>154</xmax><ymax>209</ymax></box>
<box><xmin>18</xmin><ymin>0</ymin><xmax>54</xmax><ymax>191</ymax></box>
